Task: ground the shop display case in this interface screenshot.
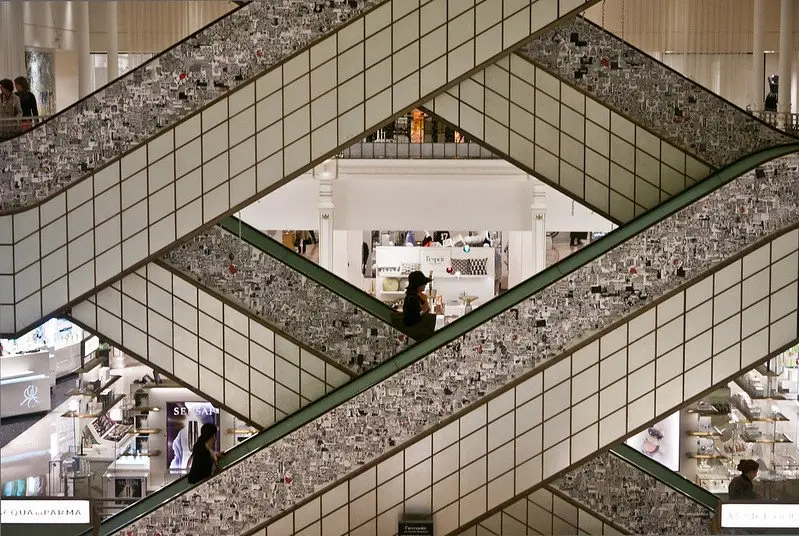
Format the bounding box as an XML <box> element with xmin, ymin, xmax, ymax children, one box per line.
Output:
<box><xmin>680</xmin><ymin>350</ymin><xmax>799</xmax><ymax>500</ymax></box>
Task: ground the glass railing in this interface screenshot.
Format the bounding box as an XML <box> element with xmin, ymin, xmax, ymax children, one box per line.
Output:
<box><xmin>88</xmin><ymin>142</ymin><xmax>799</xmax><ymax>535</ymax></box>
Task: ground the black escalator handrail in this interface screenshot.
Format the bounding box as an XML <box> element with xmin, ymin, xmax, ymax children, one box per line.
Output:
<box><xmin>217</xmin><ymin>217</ymin><xmax>408</xmax><ymax>334</ymax></box>
<box><xmin>610</xmin><ymin>443</ymin><xmax>719</xmax><ymax>512</ymax></box>
<box><xmin>89</xmin><ymin>143</ymin><xmax>799</xmax><ymax>536</ymax></box>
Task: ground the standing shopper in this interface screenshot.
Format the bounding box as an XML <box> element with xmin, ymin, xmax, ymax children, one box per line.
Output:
<box><xmin>0</xmin><ymin>79</ymin><xmax>22</xmax><ymax>139</ymax></box>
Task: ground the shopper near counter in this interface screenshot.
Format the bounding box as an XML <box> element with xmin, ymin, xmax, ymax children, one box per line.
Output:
<box><xmin>187</xmin><ymin>423</ymin><xmax>221</xmax><ymax>484</ymax></box>
<box><xmin>399</xmin><ymin>271</ymin><xmax>436</xmax><ymax>340</ymax></box>
<box><xmin>728</xmin><ymin>459</ymin><xmax>759</xmax><ymax>500</ymax></box>
<box><xmin>14</xmin><ymin>77</ymin><xmax>38</xmax><ymax>118</ymax></box>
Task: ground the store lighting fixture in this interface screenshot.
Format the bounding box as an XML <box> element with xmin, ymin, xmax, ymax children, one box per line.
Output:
<box><xmin>68</xmin><ymin>399</ymin><xmax>79</xmax><ymax>413</ymax></box>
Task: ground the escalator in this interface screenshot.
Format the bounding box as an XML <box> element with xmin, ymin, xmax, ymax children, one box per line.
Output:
<box><xmin>424</xmin><ymin>16</ymin><xmax>795</xmax><ymax>222</ymax></box>
<box><xmin>0</xmin><ymin>0</ymin><xmax>602</xmax><ymax>337</ymax></box>
<box><xmin>87</xmin><ymin>140</ymin><xmax>799</xmax><ymax>535</ymax></box>
<box><xmin>68</xmin><ymin>216</ymin><xmax>410</xmax><ymax>427</ymax></box>
<box><xmin>460</xmin><ymin>444</ymin><xmax>718</xmax><ymax>535</ymax></box>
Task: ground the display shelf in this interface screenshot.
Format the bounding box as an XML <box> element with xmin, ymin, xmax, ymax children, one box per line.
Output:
<box><xmin>68</xmin><ymin>375</ymin><xmax>121</xmax><ymax>397</ymax></box>
<box><xmin>131</xmin><ymin>429</ymin><xmax>162</xmax><ymax>435</ymax></box>
<box><xmin>134</xmin><ymin>381</ymin><xmax>183</xmax><ymax>389</ymax></box>
<box><xmin>686</xmin><ymin>406</ymin><xmax>728</xmax><ymax>417</ymax></box>
<box><xmin>733</xmin><ymin>377</ymin><xmax>787</xmax><ymax>400</ymax></box>
<box><xmin>127</xmin><ymin>406</ymin><xmax>161</xmax><ymax>414</ymax></box>
<box><xmin>226</xmin><ymin>428</ymin><xmax>257</xmax><ymax>435</ymax></box>
<box><xmin>730</xmin><ymin>397</ymin><xmax>789</xmax><ymax>422</ymax></box>
<box><xmin>61</xmin><ymin>394</ymin><xmax>126</xmax><ymax>418</ymax></box>
<box><xmin>122</xmin><ymin>450</ymin><xmax>162</xmax><ymax>457</ymax></box>
<box><xmin>686</xmin><ymin>427</ymin><xmax>723</xmax><ymax>437</ymax></box>
<box><xmin>742</xmin><ymin>433</ymin><xmax>793</xmax><ymax>444</ymax></box>
<box><xmin>686</xmin><ymin>451</ymin><xmax>727</xmax><ymax>460</ymax></box>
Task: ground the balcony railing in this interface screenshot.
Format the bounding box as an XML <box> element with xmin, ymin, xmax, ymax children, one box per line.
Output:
<box><xmin>751</xmin><ymin>110</ymin><xmax>799</xmax><ymax>135</ymax></box>
<box><xmin>339</xmin><ymin>141</ymin><xmax>497</xmax><ymax>159</ymax></box>
<box><xmin>0</xmin><ymin>116</ymin><xmax>52</xmax><ymax>140</ymax></box>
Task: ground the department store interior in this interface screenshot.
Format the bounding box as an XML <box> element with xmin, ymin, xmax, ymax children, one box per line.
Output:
<box><xmin>2</xmin><ymin>1</ymin><xmax>799</xmax><ymax>535</ymax></box>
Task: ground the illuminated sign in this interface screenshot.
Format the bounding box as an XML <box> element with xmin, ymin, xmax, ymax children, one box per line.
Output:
<box><xmin>720</xmin><ymin>503</ymin><xmax>799</xmax><ymax>529</ymax></box>
<box><xmin>0</xmin><ymin>499</ymin><xmax>90</xmax><ymax>524</ymax></box>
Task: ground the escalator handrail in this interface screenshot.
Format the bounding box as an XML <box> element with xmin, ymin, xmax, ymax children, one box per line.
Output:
<box><xmin>217</xmin><ymin>217</ymin><xmax>408</xmax><ymax>333</ymax></box>
<box><xmin>609</xmin><ymin>443</ymin><xmax>720</xmax><ymax>512</ymax></box>
<box><xmin>89</xmin><ymin>143</ymin><xmax>799</xmax><ymax>536</ymax></box>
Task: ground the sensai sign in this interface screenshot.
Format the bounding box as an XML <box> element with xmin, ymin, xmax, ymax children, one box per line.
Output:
<box><xmin>720</xmin><ymin>503</ymin><xmax>799</xmax><ymax>529</ymax></box>
<box><xmin>0</xmin><ymin>499</ymin><xmax>90</xmax><ymax>524</ymax></box>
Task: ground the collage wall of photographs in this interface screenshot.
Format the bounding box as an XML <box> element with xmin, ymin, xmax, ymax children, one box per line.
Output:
<box><xmin>121</xmin><ymin>149</ymin><xmax>799</xmax><ymax>535</ymax></box>
<box><xmin>552</xmin><ymin>452</ymin><xmax>714</xmax><ymax>535</ymax></box>
<box><xmin>0</xmin><ymin>0</ymin><xmax>383</xmax><ymax>210</ymax></box>
<box><xmin>163</xmin><ymin>225</ymin><xmax>407</xmax><ymax>374</ymax></box>
<box><xmin>521</xmin><ymin>17</ymin><xmax>793</xmax><ymax>168</ymax></box>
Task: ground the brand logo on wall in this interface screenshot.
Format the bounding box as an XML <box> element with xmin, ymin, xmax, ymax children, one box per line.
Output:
<box><xmin>20</xmin><ymin>385</ymin><xmax>40</xmax><ymax>408</ymax></box>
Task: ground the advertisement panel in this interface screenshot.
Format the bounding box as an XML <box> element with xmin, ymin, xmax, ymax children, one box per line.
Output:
<box><xmin>166</xmin><ymin>402</ymin><xmax>220</xmax><ymax>474</ymax></box>
<box><xmin>624</xmin><ymin>411</ymin><xmax>680</xmax><ymax>471</ymax></box>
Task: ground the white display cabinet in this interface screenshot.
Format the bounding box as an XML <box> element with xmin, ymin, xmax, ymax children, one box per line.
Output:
<box><xmin>374</xmin><ymin>246</ymin><xmax>495</xmax><ymax>318</ymax></box>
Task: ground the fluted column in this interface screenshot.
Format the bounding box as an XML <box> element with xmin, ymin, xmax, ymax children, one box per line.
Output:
<box><xmin>0</xmin><ymin>2</ymin><xmax>26</xmax><ymax>81</ymax></box>
<box><xmin>753</xmin><ymin>0</ymin><xmax>766</xmax><ymax>109</ymax></box>
<box><xmin>77</xmin><ymin>1</ymin><xmax>92</xmax><ymax>97</ymax></box>
<box><xmin>531</xmin><ymin>183</ymin><xmax>547</xmax><ymax>274</ymax></box>
<box><xmin>778</xmin><ymin>0</ymin><xmax>794</xmax><ymax>116</ymax></box>
<box><xmin>316</xmin><ymin>160</ymin><xmax>337</xmax><ymax>271</ymax></box>
<box><xmin>107</xmin><ymin>2</ymin><xmax>119</xmax><ymax>80</ymax></box>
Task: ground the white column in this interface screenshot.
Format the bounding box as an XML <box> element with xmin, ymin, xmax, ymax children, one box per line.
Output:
<box><xmin>778</xmin><ymin>0</ymin><xmax>794</xmax><ymax>116</ymax></box>
<box><xmin>0</xmin><ymin>2</ymin><xmax>26</xmax><ymax>80</ymax></box>
<box><xmin>77</xmin><ymin>1</ymin><xmax>92</xmax><ymax>97</ymax></box>
<box><xmin>531</xmin><ymin>183</ymin><xmax>547</xmax><ymax>274</ymax></box>
<box><xmin>106</xmin><ymin>2</ymin><xmax>119</xmax><ymax>81</ymax></box>
<box><xmin>316</xmin><ymin>160</ymin><xmax>337</xmax><ymax>272</ymax></box>
<box><xmin>753</xmin><ymin>0</ymin><xmax>766</xmax><ymax>109</ymax></box>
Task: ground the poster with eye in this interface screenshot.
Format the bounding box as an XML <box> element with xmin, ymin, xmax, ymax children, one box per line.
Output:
<box><xmin>166</xmin><ymin>402</ymin><xmax>220</xmax><ymax>474</ymax></box>
<box><xmin>625</xmin><ymin>411</ymin><xmax>680</xmax><ymax>471</ymax></box>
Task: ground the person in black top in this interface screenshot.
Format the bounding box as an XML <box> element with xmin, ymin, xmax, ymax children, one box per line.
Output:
<box><xmin>187</xmin><ymin>423</ymin><xmax>220</xmax><ymax>484</ymax></box>
<box><xmin>403</xmin><ymin>271</ymin><xmax>432</xmax><ymax>326</ymax></box>
<box><xmin>14</xmin><ymin>77</ymin><xmax>38</xmax><ymax>118</ymax></box>
<box><xmin>728</xmin><ymin>459</ymin><xmax>759</xmax><ymax>500</ymax></box>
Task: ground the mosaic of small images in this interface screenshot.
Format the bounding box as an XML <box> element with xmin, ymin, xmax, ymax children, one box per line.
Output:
<box><xmin>162</xmin><ymin>225</ymin><xmax>407</xmax><ymax>374</ymax></box>
<box><xmin>121</xmin><ymin>152</ymin><xmax>799</xmax><ymax>536</ymax></box>
<box><xmin>521</xmin><ymin>17</ymin><xmax>795</xmax><ymax>168</ymax></box>
<box><xmin>0</xmin><ymin>0</ymin><xmax>384</xmax><ymax>211</ymax></box>
<box><xmin>553</xmin><ymin>451</ymin><xmax>713</xmax><ymax>535</ymax></box>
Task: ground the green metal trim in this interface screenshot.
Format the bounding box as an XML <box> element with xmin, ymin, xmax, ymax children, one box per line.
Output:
<box><xmin>610</xmin><ymin>444</ymin><xmax>719</xmax><ymax>512</ymax></box>
<box><xmin>89</xmin><ymin>143</ymin><xmax>799</xmax><ymax>536</ymax></box>
<box><xmin>218</xmin><ymin>217</ymin><xmax>402</xmax><ymax>330</ymax></box>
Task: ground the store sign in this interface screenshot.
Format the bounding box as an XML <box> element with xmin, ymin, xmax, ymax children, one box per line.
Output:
<box><xmin>0</xmin><ymin>499</ymin><xmax>90</xmax><ymax>524</ymax></box>
<box><xmin>720</xmin><ymin>503</ymin><xmax>799</xmax><ymax>529</ymax></box>
<box><xmin>166</xmin><ymin>402</ymin><xmax>220</xmax><ymax>474</ymax></box>
<box><xmin>420</xmin><ymin>250</ymin><xmax>452</xmax><ymax>275</ymax></box>
<box><xmin>398</xmin><ymin>515</ymin><xmax>433</xmax><ymax>535</ymax></box>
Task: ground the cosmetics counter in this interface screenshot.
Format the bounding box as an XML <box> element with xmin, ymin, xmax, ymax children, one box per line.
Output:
<box><xmin>0</xmin><ymin>319</ymin><xmax>86</xmax><ymax>419</ymax></box>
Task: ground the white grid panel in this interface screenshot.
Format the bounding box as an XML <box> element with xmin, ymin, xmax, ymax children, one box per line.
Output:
<box><xmin>70</xmin><ymin>262</ymin><xmax>352</xmax><ymax>428</ymax></box>
<box><xmin>259</xmin><ymin>229</ymin><xmax>798</xmax><ymax>536</ymax></box>
<box><xmin>424</xmin><ymin>53</ymin><xmax>712</xmax><ymax>224</ymax></box>
<box><xmin>0</xmin><ymin>0</ymin><xmax>594</xmax><ymax>336</ymax></box>
<box><xmin>456</xmin><ymin>487</ymin><xmax>621</xmax><ymax>536</ymax></box>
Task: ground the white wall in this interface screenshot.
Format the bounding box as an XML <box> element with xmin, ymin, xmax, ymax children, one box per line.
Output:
<box><xmin>54</xmin><ymin>50</ymin><xmax>78</xmax><ymax>111</ymax></box>
<box><xmin>240</xmin><ymin>160</ymin><xmax>614</xmax><ymax>234</ymax></box>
